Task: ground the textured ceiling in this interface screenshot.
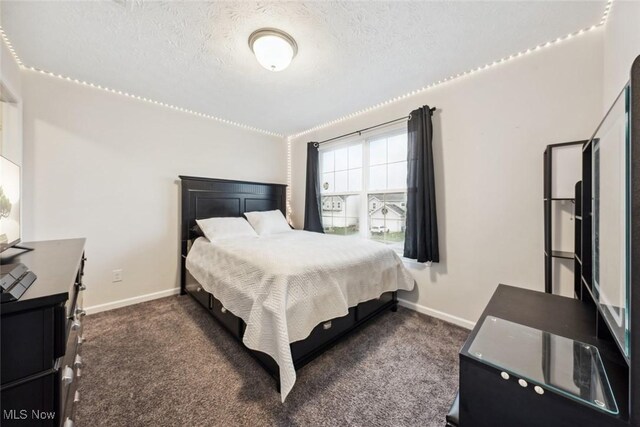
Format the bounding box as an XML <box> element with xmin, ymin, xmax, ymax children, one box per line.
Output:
<box><xmin>1</xmin><ymin>1</ymin><xmax>606</xmax><ymax>135</ymax></box>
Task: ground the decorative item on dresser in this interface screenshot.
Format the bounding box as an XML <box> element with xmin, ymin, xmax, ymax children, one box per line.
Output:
<box><xmin>1</xmin><ymin>239</ymin><xmax>87</xmax><ymax>427</ymax></box>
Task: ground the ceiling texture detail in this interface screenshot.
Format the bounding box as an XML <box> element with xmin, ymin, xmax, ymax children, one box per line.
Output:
<box><xmin>1</xmin><ymin>1</ymin><xmax>611</xmax><ymax>138</ymax></box>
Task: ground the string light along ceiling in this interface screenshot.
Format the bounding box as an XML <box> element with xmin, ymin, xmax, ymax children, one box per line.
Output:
<box><xmin>0</xmin><ymin>28</ymin><xmax>282</xmax><ymax>138</ymax></box>
<box><xmin>288</xmin><ymin>0</ymin><xmax>614</xmax><ymax>140</ymax></box>
<box><xmin>0</xmin><ymin>0</ymin><xmax>614</xmax><ymax>140</ymax></box>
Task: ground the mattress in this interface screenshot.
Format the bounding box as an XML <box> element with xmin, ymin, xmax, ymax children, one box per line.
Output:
<box><xmin>185</xmin><ymin>230</ymin><xmax>415</xmax><ymax>401</ymax></box>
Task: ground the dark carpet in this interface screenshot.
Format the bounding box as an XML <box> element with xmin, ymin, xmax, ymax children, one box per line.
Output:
<box><xmin>75</xmin><ymin>295</ymin><xmax>468</xmax><ymax>426</ymax></box>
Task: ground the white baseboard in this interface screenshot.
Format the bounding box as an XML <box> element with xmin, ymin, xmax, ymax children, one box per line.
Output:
<box><xmin>85</xmin><ymin>289</ymin><xmax>474</xmax><ymax>330</ymax></box>
<box><xmin>85</xmin><ymin>288</ymin><xmax>181</xmax><ymax>315</ymax></box>
<box><xmin>398</xmin><ymin>298</ymin><xmax>476</xmax><ymax>330</ymax></box>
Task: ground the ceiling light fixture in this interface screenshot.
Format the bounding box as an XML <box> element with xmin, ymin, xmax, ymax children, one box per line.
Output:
<box><xmin>249</xmin><ymin>28</ymin><xmax>297</xmax><ymax>72</ymax></box>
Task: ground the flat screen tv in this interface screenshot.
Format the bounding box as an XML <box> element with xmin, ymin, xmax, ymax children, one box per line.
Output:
<box><xmin>0</xmin><ymin>156</ymin><xmax>21</xmax><ymax>252</ymax></box>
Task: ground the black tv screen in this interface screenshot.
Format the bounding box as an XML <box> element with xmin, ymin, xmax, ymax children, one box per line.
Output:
<box><xmin>0</xmin><ymin>156</ymin><xmax>21</xmax><ymax>252</ymax></box>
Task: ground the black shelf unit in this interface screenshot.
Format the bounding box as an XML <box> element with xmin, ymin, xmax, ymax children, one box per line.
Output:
<box><xmin>543</xmin><ymin>140</ymin><xmax>587</xmax><ymax>294</ymax></box>
<box><xmin>574</xmin><ymin>181</ymin><xmax>583</xmax><ymax>299</ymax></box>
<box><xmin>456</xmin><ymin>55</ymin><xmax>640</xmax><ymax>427</ymax></box>
<box><xmin>581</xmin><ymin>141</ymin><xmax>593</xmax><ymax>298</ymax></box>
<box><xmin>551</xmin><ymin>250</ymin><xmax>574</xmax><ymax>259</ymax></box>
<box><xmin>575</xmin><ymin>139</ymin><xmax>594</xmax><ymax>304</ymax></box>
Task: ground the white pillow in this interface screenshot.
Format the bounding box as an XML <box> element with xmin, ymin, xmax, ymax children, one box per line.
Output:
<box><xmin>244</xmin><ymin>210</ymin><xmax>291</xmax><ymax>236</ymax></box>
<box><xmin>195</xmin><ymin>217</ymin><xmax>258</xmax><ymax>241</ymax></box>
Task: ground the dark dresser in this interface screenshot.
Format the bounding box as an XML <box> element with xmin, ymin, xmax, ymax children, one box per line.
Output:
<box><xmin>458</xmin><ymin>285</ymin><xmax>629</xmax><ymax>427</ymax></box>
<box><xmin>1</xmin><ymin>239</ymin><xmax>86</xmax><ymax>427</ymax></box>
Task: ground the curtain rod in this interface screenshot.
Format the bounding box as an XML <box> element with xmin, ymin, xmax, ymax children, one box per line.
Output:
<box><xmin>314</xmin><ymin>106</ymin><xmax>436</xmax><ymax>147</ymax></box>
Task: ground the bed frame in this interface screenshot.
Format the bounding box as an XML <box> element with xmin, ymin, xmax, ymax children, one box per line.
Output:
<box><xmin>179</xmin><ymin>175</ymin><xmax>398</xmax><ymax>390</ymax></box>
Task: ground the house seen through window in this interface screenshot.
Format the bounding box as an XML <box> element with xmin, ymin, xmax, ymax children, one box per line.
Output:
<box><xmin>320</xmin><ymin>129</ymin><xmax>407</xmax><ymax>252</ymax></box>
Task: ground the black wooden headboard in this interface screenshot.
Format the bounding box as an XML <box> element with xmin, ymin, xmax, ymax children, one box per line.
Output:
<box><xmin>179</xmin><ymin>175</ymin><xmax>286</xmax><ymax>294</ymax></box>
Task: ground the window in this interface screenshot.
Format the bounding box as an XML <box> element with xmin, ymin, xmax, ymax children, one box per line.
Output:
<box><xmin>320</xmin><ymin>129</ymin><xmax>407</xmax><ymax>251</ymax></box>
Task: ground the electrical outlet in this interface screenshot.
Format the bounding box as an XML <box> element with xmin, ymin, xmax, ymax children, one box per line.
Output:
<box><xmin>112</xmin><ymin>269</ymin><xmax>123</xmax><ymax>283</ymax></box>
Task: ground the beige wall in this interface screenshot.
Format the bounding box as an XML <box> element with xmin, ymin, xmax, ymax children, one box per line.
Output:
<box><xmin>22</xmin><ymin>71</ymin><xmax>286</xmax><ymax>312</ymax></box>
<box><xmin>290</xmin><ymin>30</ymin><xmax>604</xmax><ymax>327</ymax></box>
<box><xmin>603</xmin><ymin>0</ymin><xmax>640</xmax><ymax>110</ymax></box>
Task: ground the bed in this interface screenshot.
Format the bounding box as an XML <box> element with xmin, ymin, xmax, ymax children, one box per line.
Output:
<box><xmin>179</xmin><ymin>175</ymin><xmax>415</xmax><ymax>401</ymax></box>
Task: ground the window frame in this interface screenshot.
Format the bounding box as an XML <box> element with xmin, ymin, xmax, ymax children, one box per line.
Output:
<box><xmin>319</xmin><ymin>124</ymin><xmax>408</xmax><ymax>248</ymax></box>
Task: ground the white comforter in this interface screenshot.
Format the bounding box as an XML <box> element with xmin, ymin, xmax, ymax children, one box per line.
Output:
<box><xmin>185</xmin><ymin>230</ymin><xmax>415</xmax><ymax>401</ymax></box>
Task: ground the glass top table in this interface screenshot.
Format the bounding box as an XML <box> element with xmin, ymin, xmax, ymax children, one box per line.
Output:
<box><xmin>467</xmin><ymin>316</ymin><xmax>618</xmax><ymax>414</ymax></box>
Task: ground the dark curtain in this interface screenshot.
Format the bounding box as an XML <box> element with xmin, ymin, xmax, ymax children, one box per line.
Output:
<box><xmin>403</xmin><ymin>106</ymin><xmax>439</xmax><ymax>262</ymax></box>
<box><xmin>303</xmin><ymin>142</ymin><xmax>324</xmax><ymax>233</ymax></box>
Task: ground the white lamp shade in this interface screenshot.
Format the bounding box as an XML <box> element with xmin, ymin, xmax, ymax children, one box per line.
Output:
<box><xmin>249</xmin><ymin>29</ymin><xmax>297</xmax><ymax>72</ymax></box>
